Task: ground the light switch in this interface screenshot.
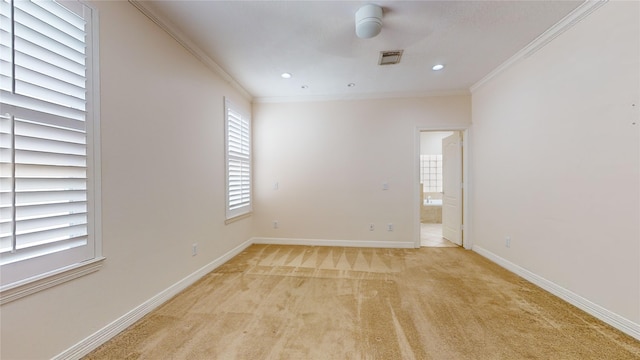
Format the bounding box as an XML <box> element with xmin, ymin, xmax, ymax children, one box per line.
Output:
<box><xmin>382</xmin><ymin>182</ymin><xmax>389</xmax><ymax>190</ymax></box>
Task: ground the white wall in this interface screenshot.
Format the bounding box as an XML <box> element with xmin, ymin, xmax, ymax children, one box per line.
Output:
<box><xmin>253</xmin><ymin>96</ymin><xmax>470</xmax><ymax>244</ymax></box>
<box><xmin>470</xmin><ymin>0</ymin><xmax>639</xmax><ymax>325</ymax></box>
<box><xmin>4</xmin><ymin>1</ymin><xmax>637</xmax><ymax>358</ymax></box>
<box><xmin>0</xmin><ymin>2</ymin><xmax>253</xmax><ymax>359</ymax></box>
<box><xmin>420</xmin><ymin>131</ymin><xmax>453</xmax><ymax>155</ymax></box>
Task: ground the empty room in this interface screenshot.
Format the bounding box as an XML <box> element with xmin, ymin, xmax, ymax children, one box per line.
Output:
<box><xmin>1</xmin><ymin>1</ymin><xmax>639</xmax><ymax>359</ymax></box>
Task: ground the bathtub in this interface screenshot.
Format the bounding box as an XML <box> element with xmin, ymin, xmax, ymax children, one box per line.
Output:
<box><xmin>423</xmin><ymin>199</ymin><xmax>443</xmax><ymax>206</ymax></box>
<box><xmin>421</xmin><ymin>198</ymin><xmax>442</xmax><ymax>223</ymax></box>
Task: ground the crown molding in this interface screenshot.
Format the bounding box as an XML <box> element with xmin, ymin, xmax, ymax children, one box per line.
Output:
<box><xmin>128</xmin><ymin>0</ymin><xmax>253</xmax><ymax>101</ymax></box>
<box><xmin>128</xmin><ymin>0</ymin><xmax>606</xmax><ymax>103</ymax></box>
<box><xmin>253</xmin><ymin>89</ymin><xmax>470</xmax><ymax>104</ymax></box>
<box><xmin>470</xmin><ymin>0</ymin><xmax>608</xmax><ymax>93</ymax></box>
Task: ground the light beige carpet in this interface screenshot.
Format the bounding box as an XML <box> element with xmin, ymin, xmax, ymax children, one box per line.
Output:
<box><xmin>85</xmin><ymin>245</ymin><xmax>640</xmax><ymax>359</ymax></box>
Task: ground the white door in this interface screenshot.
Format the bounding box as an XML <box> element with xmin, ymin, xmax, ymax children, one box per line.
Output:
<box><xmin>442</xmin><ymin>132</ymin><xmax>462</xmax><ymax>245</ymax></box>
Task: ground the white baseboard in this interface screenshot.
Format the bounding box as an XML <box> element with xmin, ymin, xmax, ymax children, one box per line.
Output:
<box><xmin>59</xmin><ymin>239</ymin><xmax>638</xmax><ymax>360</ymax></box>
<box><xmin>53</xmin><ymin>238</ymin><xmax>254</xmax><ymax>360</ymax></box>
<box><xmin>252</xmin><ymin>237</ymin><xmax>416</xmax><ymax>249</ymax></box>
<box><xmin>473</xmin><ymin>245</ymin><xmax>640</xmax><ymax>341</ymax></box>
<box><xmin>53</xmin><ymin>236</ymin><xmax>413</xmax><ymax>359</ymax></box>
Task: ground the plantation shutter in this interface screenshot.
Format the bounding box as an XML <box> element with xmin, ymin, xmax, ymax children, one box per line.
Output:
<box><xmin>0</xmin><ymin>0</ymin><xmax>95</xmax><ymax>285</ymax></box>
<box><xmin>225</xmin><ymin>99</ymin><xmax>251</xmax><ymax>218</ymax></box>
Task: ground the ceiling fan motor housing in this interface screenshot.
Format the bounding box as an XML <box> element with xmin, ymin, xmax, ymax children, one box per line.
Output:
<box><xmin>355</xmin><ymin>4</ymin><xmax>383</xmax><ymax>39</ymax></box>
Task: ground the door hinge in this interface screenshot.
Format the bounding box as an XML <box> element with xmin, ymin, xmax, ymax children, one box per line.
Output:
<box><xmin>460</xmin><ymin>182</ymin><xmax>464</xmax><ymax>189</ymax></box>
<box><xmin>461</xmin><ymin>224</ymin><xmax>465</xmax><ymax>231</ymax></box>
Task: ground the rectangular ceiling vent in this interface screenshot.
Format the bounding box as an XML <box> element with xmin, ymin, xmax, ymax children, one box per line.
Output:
<box><xmin>378</xmin><ymin>50</ymin><xmax>403</xmax><ymax>65</ymax></box>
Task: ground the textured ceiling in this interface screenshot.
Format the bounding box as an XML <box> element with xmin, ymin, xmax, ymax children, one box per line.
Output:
<box><xmin>137</xmin><ymin>1</ymin><xmax>584</xmax><ymax>102</ymax></box>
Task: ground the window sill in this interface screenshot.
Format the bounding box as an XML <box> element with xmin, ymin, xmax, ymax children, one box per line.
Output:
<box><xmin>0</xmin><ymin>257</ymin><xmax>105</xmax><ymax>305</ymax></box>
<box><xmin>225</xmin><ymin>212</ymin><xmax>252</xmax><ymax>225</ymax></box>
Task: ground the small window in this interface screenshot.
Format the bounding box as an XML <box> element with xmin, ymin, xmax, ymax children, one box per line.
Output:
<box><xmin>224</xmin><ymin>99</ymin><xmax>251</xmax><ymax>219</ymax></box>
<box><xmin>421</xmin><ymin>154</ymin><xmax>442</xmax><ymax>193</ymax></box>
<box><xmin>0</xmin><ymin>0</ymin><xmax>101</xmax><ymax>294</ymax></box>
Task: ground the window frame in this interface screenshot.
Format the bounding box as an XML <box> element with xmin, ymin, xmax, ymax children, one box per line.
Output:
<box><xmin>224</xmin><ymin>98</ymin><xmax>252</xmax><ymax>221</ymax></box>
<box><xmin>0</xmin><ymin>0</ymin><xmax>103</xmax><ymax>304</ymax></box>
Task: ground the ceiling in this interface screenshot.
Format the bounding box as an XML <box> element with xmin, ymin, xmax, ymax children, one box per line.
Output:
<box><xmin>135</xmin><ymin>1</ymin><xmax>584</xmax><ymax>102</ymax></box>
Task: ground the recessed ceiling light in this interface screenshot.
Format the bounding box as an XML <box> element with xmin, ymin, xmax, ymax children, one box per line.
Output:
<box><xmin>281</xmin><ymin>72</ymin><xmax>292</xmax><ymax>79</ymax></box>
<box><xmin>432</xmin><ymin>64</ymin><xmax>445</xmax><ymax>71</ymax></box>
<box><xmin>347</xmin><ymin>83</ymin><xmax>356</xmax><ymax>87</ymax></box>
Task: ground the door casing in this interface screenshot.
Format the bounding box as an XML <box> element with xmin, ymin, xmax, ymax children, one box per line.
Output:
<box><xmin>414</xmin><ymin>127</ymin><xmax>471</xmax><ymax>249</ymax></box>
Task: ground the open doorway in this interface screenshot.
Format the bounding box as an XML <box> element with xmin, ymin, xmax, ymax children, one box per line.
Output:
<box><xmin>419</xmin><ymin>130</ymin><xmax>463</xmax><ymax>247</ymax></box>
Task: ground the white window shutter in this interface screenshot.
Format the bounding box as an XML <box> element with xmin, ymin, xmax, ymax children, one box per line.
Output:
<box><xmin>0</xmin><ymin>0</ymin><xmax>98</xmax><ymax>287</ymax></box>
<box><xmin>225</xmin><ymin>99</ymin><xmax>251</xmax><ymax>219</ymax></box>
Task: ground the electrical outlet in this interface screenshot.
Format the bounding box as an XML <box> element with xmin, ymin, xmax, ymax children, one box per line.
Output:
<box><xmin>192</xmin><ymin>243</ymin><xmax>198</xmax><ymax>256</ymax></box>
<box><xmin>387</xmin><ymin>223</ymin><xmax>394</xmax><ymax>231</ymax></box>
<box><xmin>273</xmin><ymin>221</ymin><xmax>278</xmax><ymax>229</ymax></box>
<box><xmin>505</xmin><ymin>236</ymin><xmax>511</xmax><ymax>248</ymax></box>
<box><xmin>369</xmin><ymin>223</ymin><xmax>375</xmax><ymax>231</ymax></box>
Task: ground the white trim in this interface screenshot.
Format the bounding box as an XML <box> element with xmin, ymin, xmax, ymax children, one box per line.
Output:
<box><xmin>254</xmin><ymin>89</ymin><xmax>470</xmax><ymax>104</ymax></box>
<box><xmin>252</xmin><ymin>237</ymin><xmax>415</xmax><ymax>249</ymax></box>
<box><xmin>461</xmin><ymin>127</ymin><xmax>471</xmax><ymax>250</ymax></box>
<box><xmin>51</xmin><ymin>237</ymin><xmax>640</xmax><ymax>359</ymax></box>
<box><xmin>0</xmin><ymin>0</ymin><xmax>103</xmax><ymax>295</ymax></box>
<box><xmin>473</xmin><ymin>245</ymin><xmax>640</xmax><ymax>341</ymax></box>
<box><xmin>127</xmin><ymin>0</ymin><xmax>252</xmax><ymax>102</ymax></box>
<box><xmin>413</xmin><ymin>128</ymin><xmax>422</xmax><ymax>249</ymax></box>
<box><xmin>128</xmin><ymin>0</ymin><xmax>469</xmax><ymax>104</ymax></box>
<box><xmin>0</xmin><ymin>257</ymin><xmax>105</xmax><ymax>305</ymax></box>
<box><xmin>52</xmin><ymin>237</ymin><xmax>410</xmax><ymax>359</ymax></box>
<box><xmin>53</xmin><ymin>239</ymin><xmax>253</xmax><ymax>360</ymax></box>
<box><xmin>470</xmin><ymin>0</ymin><xmax>608</xmax><ymax>93</ymax></box>
<box><xmin>89</xmin><ymin>2</ymin><xmax>102</xmax><ymax>260</ymax></box>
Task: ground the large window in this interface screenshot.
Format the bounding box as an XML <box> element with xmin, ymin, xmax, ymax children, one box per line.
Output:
<box><xmin>224</xmin><ymin>99</ymin><xmax>251</xmax><ymax>220</ymax></box>
<box><xmin>0</xmin><ymin>0</ymin><xmax>101</xmax><ymax>296</ymax></box>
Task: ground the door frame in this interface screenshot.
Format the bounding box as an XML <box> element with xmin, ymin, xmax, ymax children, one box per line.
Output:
<box><xmin>414</xmin><ymin>126</ymin><xmax>471</xmax><ymax>249</ymax></box>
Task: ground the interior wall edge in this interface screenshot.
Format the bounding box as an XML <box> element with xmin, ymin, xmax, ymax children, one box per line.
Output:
<box><xmin>473</xmin><ymin>245</ymin><xmax>640</xmax><ymax>341</ymax></box>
